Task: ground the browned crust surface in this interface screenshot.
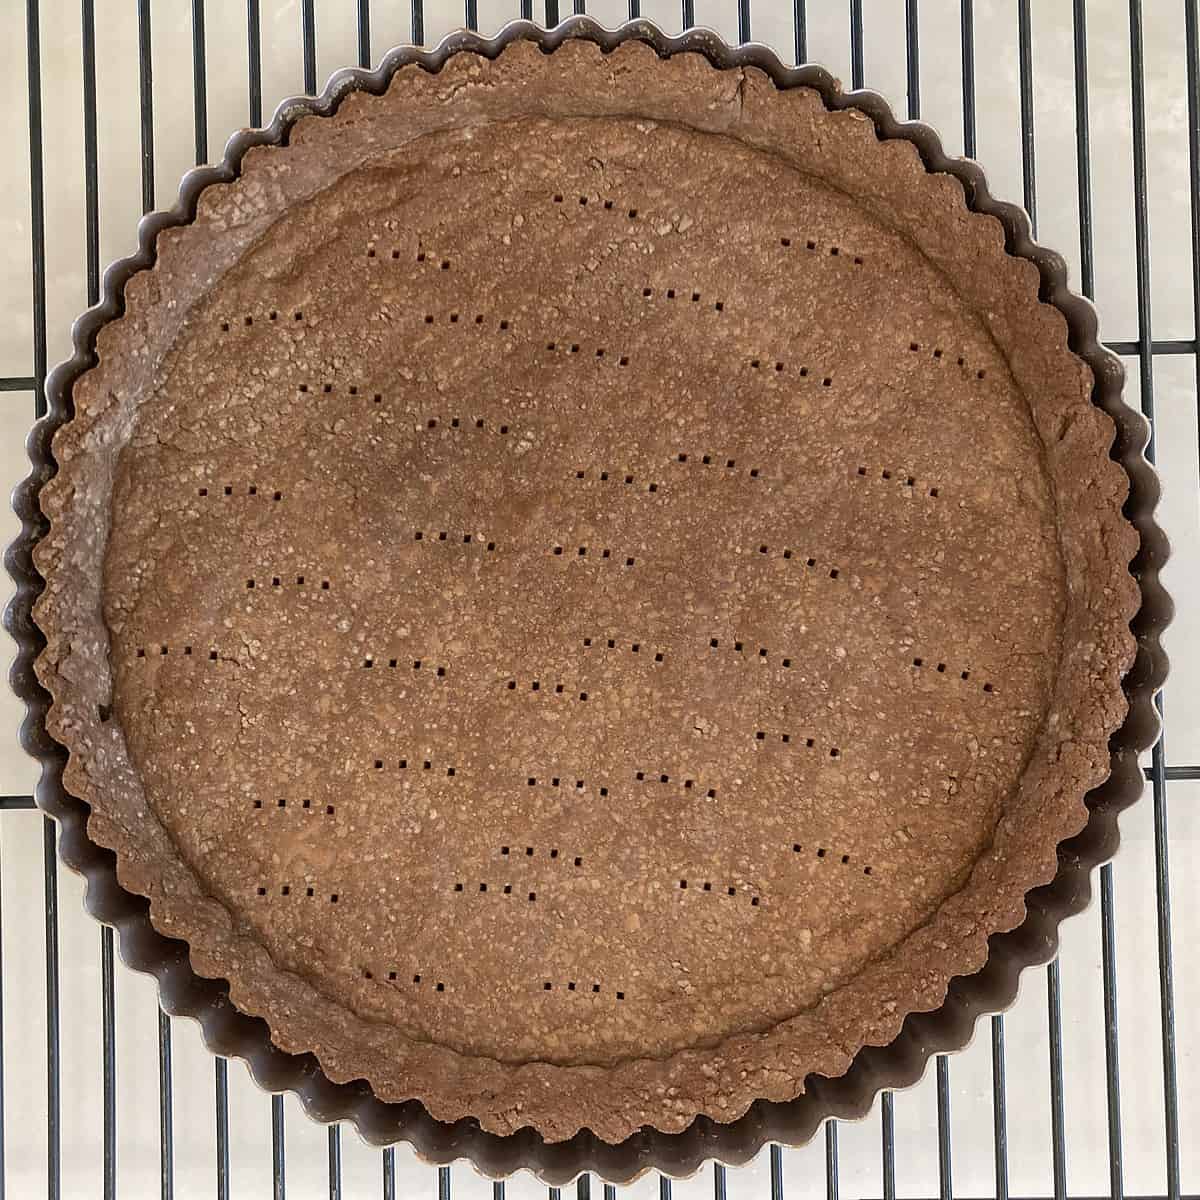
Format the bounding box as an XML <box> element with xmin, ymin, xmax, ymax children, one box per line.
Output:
<box><xmin>31</xmin><ymin>40</ymin><xmax>1139</xmax><ymax>1144</ymax></box>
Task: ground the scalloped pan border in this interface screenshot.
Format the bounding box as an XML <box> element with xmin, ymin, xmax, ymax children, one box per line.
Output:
<box><xmin>4</xmin><ymin>15</ymin><xmax>1171</xmax><ymax>1186</ymax></box>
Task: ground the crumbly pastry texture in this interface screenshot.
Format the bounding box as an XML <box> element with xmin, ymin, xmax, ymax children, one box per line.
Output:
<box><xmin>33</xmin><ymin>39</ymin><xmax>1138</xmax><ymax>1143</ymax></box>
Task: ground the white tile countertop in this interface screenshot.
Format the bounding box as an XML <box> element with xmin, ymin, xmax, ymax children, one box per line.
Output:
<box><xmin>0</xmin><ymin>1</ymin><xmax>1195</xmax><ymax>1197</ymax></box>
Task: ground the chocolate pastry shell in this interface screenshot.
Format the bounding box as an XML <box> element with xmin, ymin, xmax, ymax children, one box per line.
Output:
<box><xmin>6</xmin><ymin>17</ymin><xmax>1170</xmax><ymax>1184</ymax></box>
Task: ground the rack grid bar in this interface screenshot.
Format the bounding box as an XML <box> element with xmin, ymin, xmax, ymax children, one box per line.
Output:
<box><xmin>905</xmin><ymin>0</ymin><xmax>919</xmax><ymax>120</ymax></box>
<box><xmin>937</xmin><ymin>1055</ymin><xmax>953</xmax><ymax>1200</ymax></box>
<box><xmin>302</xmin><ymin>0</ymin><xmax>317</xmax><ymax>93</ymax></box>
<box><xmin>159</xmin><ymin>1008</ymin><xmax>174</xmax><ymax>1200</ymax></box>
<box><xmin>138</xmin><ymin>0</ymin><xmax>154</xmax><ymax>214</ymax></box>
<box><xmin>826</xmin><ymin>1119</ymin><xmax>839</xmax><ymax>1200</ymax></box>
<box><xmin>328</xmin><ymin>1125</ymin><xmax>342</xmax><ymax>1198</ymax></box>
<box><xmin>42</xmin><ymin>820</ymin><xmax>59</xmax><ymax>1200</ymax></box>
<box><xmin>992</xmin><ymin>1016</ymin><xmax>1010</xmax><ymax>1200</ymax></box>
<box><xmin>383</xmin><ymin>1145</ymin><xmax>396</xmax><ymax>1199</ymax></box>
<box><xmin>1073</xmin><ymin>0</ymin><xmax>1096</xmax><ymax>299</ymax></box>
<box><xmin>882</xmin><ymin>1090</ymin><xmax>897</xmax><ymax>1200</ymax></box>
<box><xmin>960</xmin><ymin>0</ymin><xmax>975</xmax><ymax>158</ymax></box>
<box><xmin>412</xmin><ymin>0</ymin><xmax>424</xmax><ymax>59</ymax></box>
<box><xmin>215</xmin><ymin>1058</ymin><xmax>229</xmax><ymax>1200</ymax></box>
<box><xmin>101</xmin><ymin>927</ymin><xmax>115</xmax><ymax>1200</ymax></box>
<box><xmin>248</xmin><ymin>0</ymin><xmax>263</xmax><ymax>127</ymax></box>
<box><xmin>1048</xmin><ymin>962</ymin><xmax>1068</xmax><ymax>1200</ymax></box>
<box><xmin>25</xmin><ymin>0</ymin><xmax>47</xmax><ymax>415</ymax></box>
<box><xmin>1100</xmin><ymin>866</ymin><xmax>1125</xmax><ymax>1200</ymax></box>
<box><xmin>357</xmin><ymin>0</ymin><xmax>371</xmax><ymax>67</ymax></box>
<box><xmin>272</xmin><ymin>1092</ymin><xmax>285</xmax><ymax>1200</ymax></box>
<box><xmin>1017</xmin><ymin>0</ymin><xmax>1035</xmax><ymax>219</ymax></box>
<box><xmin>1107</xmin><ymin>339</ymin><xmax>1198</xmax><ymax>356</ymax></box>
<box><xmin>849</xmin><ymin>0</ymin><xmax>863</xmax><ymax>90</ymax></box>
<box><xmin>193</xmin><ymin>0</ymin><xmax>208</xmax><ymax>165</ymax></box>
<box><xmin>83</xmin><ymin>0</ymin><xmax>99</xmax><ymax>302</ymax></box>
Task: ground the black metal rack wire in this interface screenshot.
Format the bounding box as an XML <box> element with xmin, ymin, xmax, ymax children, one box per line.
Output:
<box><xmin>3</xmin><ymin>1</ymin><xmax>1196</xmax><ymax>1197</ymax></box>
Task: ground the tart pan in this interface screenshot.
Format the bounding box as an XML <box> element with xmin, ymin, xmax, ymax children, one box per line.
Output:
<box><xmin>4</xmin><ymin>16</ymin><xmax>1170</xmax><ymax>1184</ymax></box>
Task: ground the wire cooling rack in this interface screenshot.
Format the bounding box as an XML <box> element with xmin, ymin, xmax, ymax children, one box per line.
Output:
<box><xmin>0</xmin><ymin>1</ymin><xmax>1196</xmax><ymax>1197</ymax></box>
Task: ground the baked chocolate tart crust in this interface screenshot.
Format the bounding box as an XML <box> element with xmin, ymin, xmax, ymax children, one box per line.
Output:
<box><xmin>9</xmin><ymin>19</ymin><xmax>1168</xmax><ymax>1179</ymax></box>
